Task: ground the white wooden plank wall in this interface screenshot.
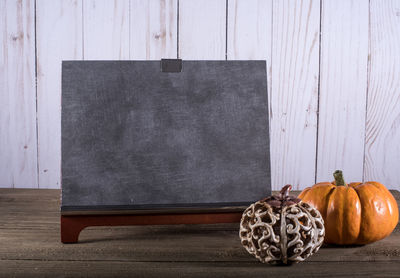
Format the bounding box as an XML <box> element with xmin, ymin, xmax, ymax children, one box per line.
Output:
<box><xmin>36</xmin><ymin>0</ymin><xmax>83</xmax><ymax>188</ymax></box>
<box><xmin>179</xmin><ymin>0</ymin><xmax>226</xmax><ymax>59</ymax></box>
<box><xmin>1</xmin><ymin>0</ymin><xmax>400</xmax><ymax>190</ymax></box>
<box><xmin>317</xmin><ymin>0</ymin><xmax>369</xmax><ymax>183</ymax></box>
<box><xmin>365</xmin><ymin>0</ymin><xmax>400</xmax><ymax>189</ymax></box>
<box><xmin>271</xmin><ymin>0</ymin><xmax>320</xmax><ymax>190</ymax></box>
<box><xmin>83</xmin><ymin>0</ymin><xmax>130</xmax><ymax>60</ymax></box>
<box><xmin>0</xmin><ymin>0</ymin><xmax>37</xmax><ymax>188</ymax></box>
<box><xmin>130</xmin><ymin>0</ymin><xmax>177</xmax><ymax>59</ymax></box>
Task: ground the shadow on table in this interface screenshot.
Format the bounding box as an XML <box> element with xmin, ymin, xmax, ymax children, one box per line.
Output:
<box><xmin>77</xmin><ymin>224</ymin><xmax>241</xmax><ymax>244</ymax></box>
<box><xmin>322</xmin><ymin>243</ymin><xmax>365</xmax><ymax>249</ymax></box>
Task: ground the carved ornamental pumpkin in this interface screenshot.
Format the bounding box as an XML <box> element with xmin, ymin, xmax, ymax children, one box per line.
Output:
<box><xmin>239</xmin><ymin>185</ymin><xmax>325</xmax><ymax>264</ymax></box>
<box><xmin>298</xmin><ymin>170</ymin><xmax>399</xmax><ymax>245</ymax></box>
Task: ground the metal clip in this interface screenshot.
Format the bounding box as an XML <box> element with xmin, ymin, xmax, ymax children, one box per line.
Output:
<box><xmin>161</xmin><ymin>59</ymin><xmax>182</xmax><ymax>73</ymax></box>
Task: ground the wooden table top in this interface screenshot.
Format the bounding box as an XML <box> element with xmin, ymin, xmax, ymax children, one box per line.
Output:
<box><xmin>0</xmin><ymin>189</ymin><xmax>399</xmax><ymax>277</ymax></box>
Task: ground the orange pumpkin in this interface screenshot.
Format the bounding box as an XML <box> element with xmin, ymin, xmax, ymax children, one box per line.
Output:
<box><xmin>298</xmin><ymin>170</ymin><xmax>398</xmax><ymax>245</ymax></box>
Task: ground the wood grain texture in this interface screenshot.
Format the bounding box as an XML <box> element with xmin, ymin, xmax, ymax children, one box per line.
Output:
<box><xmin>130</xmin><ymin>0</ymin><xmax>178</xmax><ymax>59</ymax></box>
<box><xmin>317</xmin><ymin>0</ymin><xmax>369</xmax><ymax>183</ymax></box>
<box><xmin>364</xmin><ymin>0</ymin><xmax>400</xmax><ymax>188</ymax></box>
<box><xmin>179</xmin><ymin>0</ymin><xmax>226</xmax><ymax>59</ymax></box>
<box><xmin>0</xmin><ymin>189</ymin><xmax>399</xmax><ymax>277</ymax></box>
<box><xmin>270</xmin><ymin>0</ymin><xmax>320</xmax><ymax>190</ymax></box>
<box><xmin>227</xmin><ymin>0</ymin><xmax>272</xmax><ymax>61</ymax></box>
<box><xmin>2</xmin><ymin>261</ymin><xmax>400</xmax><ymax>278</ymax></box>
<box><xmin>83</xmin><ymin>0</ymin><xmax>130</xmax><ymax>59</ymax></box>
<box><xmin>0</xmin><ymin>0</ymin><xmax>37</xmax><ymax>188</ymax></box>
<box><xmin>36</xmin><ymin>0</ymin><xmax>83</xmax><ymax>188</ymax></box>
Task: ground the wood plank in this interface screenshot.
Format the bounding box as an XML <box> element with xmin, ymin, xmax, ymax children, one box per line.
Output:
<box><xmin>130</xmin><ymin>0</ymin><xmax>178</xmax><ymax>59</ymax></box>
<box><xmin>270</xmin><ymin>0</ymin><xmax>320</xmax><ymax>190</ymax></box>
<box><xmin>316</xmin><ymin>0</ymin><xmax>369</xmax><ymax>183</ymax></box>
<box><xmin>36</xmin><ymin>0</ymin><xmax>83</xmax><ymax>188</ymax></box>
<box><xmin>179</xmin><ymin>0</ymin><xmax>226</xmax><ymax>59</ymax></box>
<box><xmin>83</xmin><ymin>0</ymin><xmax>130</xmax><ymax>59</ymax></box>
<box><xmin>1</xmin><ymin>260</ymin><xmax>400</xmax><ymax>278</ymax></box>
<box><xmin>0</xmin><ymin>189</ymin><xmax>398</xmax><ymax>265</ymax></box>
<box><xmin>0</xmin><ymin>0</ymin><xmax>37</xmax><ymax>188</ymax></box>
<box><xmin>227</xmin><ymin>0</ymin><xmax>272</xmax><ymax>61</ymax></box>
<box><xmin>0</xmin><ymin>226</ymin><xmax>399</xmax><ymax>263</ymax></box>
<box><xmin>365</xmin><ymin>0</ymin><xmax>400</xmax><ymax>190</ymax></box>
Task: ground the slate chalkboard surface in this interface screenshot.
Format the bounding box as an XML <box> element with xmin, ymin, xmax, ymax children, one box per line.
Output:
<box><xmin>61</xmin><ymin>60</ymin><xmax>270</xmax><ymax>213</ymax></box>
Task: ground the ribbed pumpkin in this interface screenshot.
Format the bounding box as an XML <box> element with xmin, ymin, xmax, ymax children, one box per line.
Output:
<box><xmin>298</xmin><ymin>170</ymin><xmax>398</xmax><ymax>245</ymax></box>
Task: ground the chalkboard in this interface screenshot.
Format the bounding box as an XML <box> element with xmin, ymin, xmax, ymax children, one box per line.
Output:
<box><xmin>61</xmin><ymin>60</ymin><xmax>271</xmax><ymax>213</ymax></box>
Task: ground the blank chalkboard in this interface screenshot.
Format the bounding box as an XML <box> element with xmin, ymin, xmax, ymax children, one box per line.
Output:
<box><xmin>61</xmin><ymin>60</ymin><xmax>270</xmax><ymax>213</ymax></box>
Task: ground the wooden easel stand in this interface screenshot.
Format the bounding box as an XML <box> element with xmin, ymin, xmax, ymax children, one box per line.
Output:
<box><xmin>61</xmin><ymin>212</ymin><xmax>243</xmax><ymax>243</ymax></box>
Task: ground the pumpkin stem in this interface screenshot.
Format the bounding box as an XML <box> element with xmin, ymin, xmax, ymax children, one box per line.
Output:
<box><xmin>280</xmin><ymin>184</ymin><xmax>292</xmax><ymax>198</ymax></box>
<box><xmin>333</xmin><ymin>170</ymin><xmax>346</xmax><ymax>186</ymax></box>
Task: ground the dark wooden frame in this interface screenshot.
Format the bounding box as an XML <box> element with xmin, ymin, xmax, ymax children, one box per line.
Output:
<box><xmin>61</xmin><ymin>212</ymin><xmax>243</xmax><ymax>243</ymax></box>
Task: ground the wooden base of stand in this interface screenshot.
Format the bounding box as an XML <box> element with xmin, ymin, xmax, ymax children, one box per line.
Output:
<box><xmin>61</xmin><ymin>212</ymin><xmax>243</xmax><ymax>243</ymax></box>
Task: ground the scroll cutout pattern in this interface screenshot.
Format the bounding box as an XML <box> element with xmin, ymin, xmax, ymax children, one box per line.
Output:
<box><xmin>240</xmin><ymin>201</ymin><xmax>324</xmax><ymax>264</ymax></box>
